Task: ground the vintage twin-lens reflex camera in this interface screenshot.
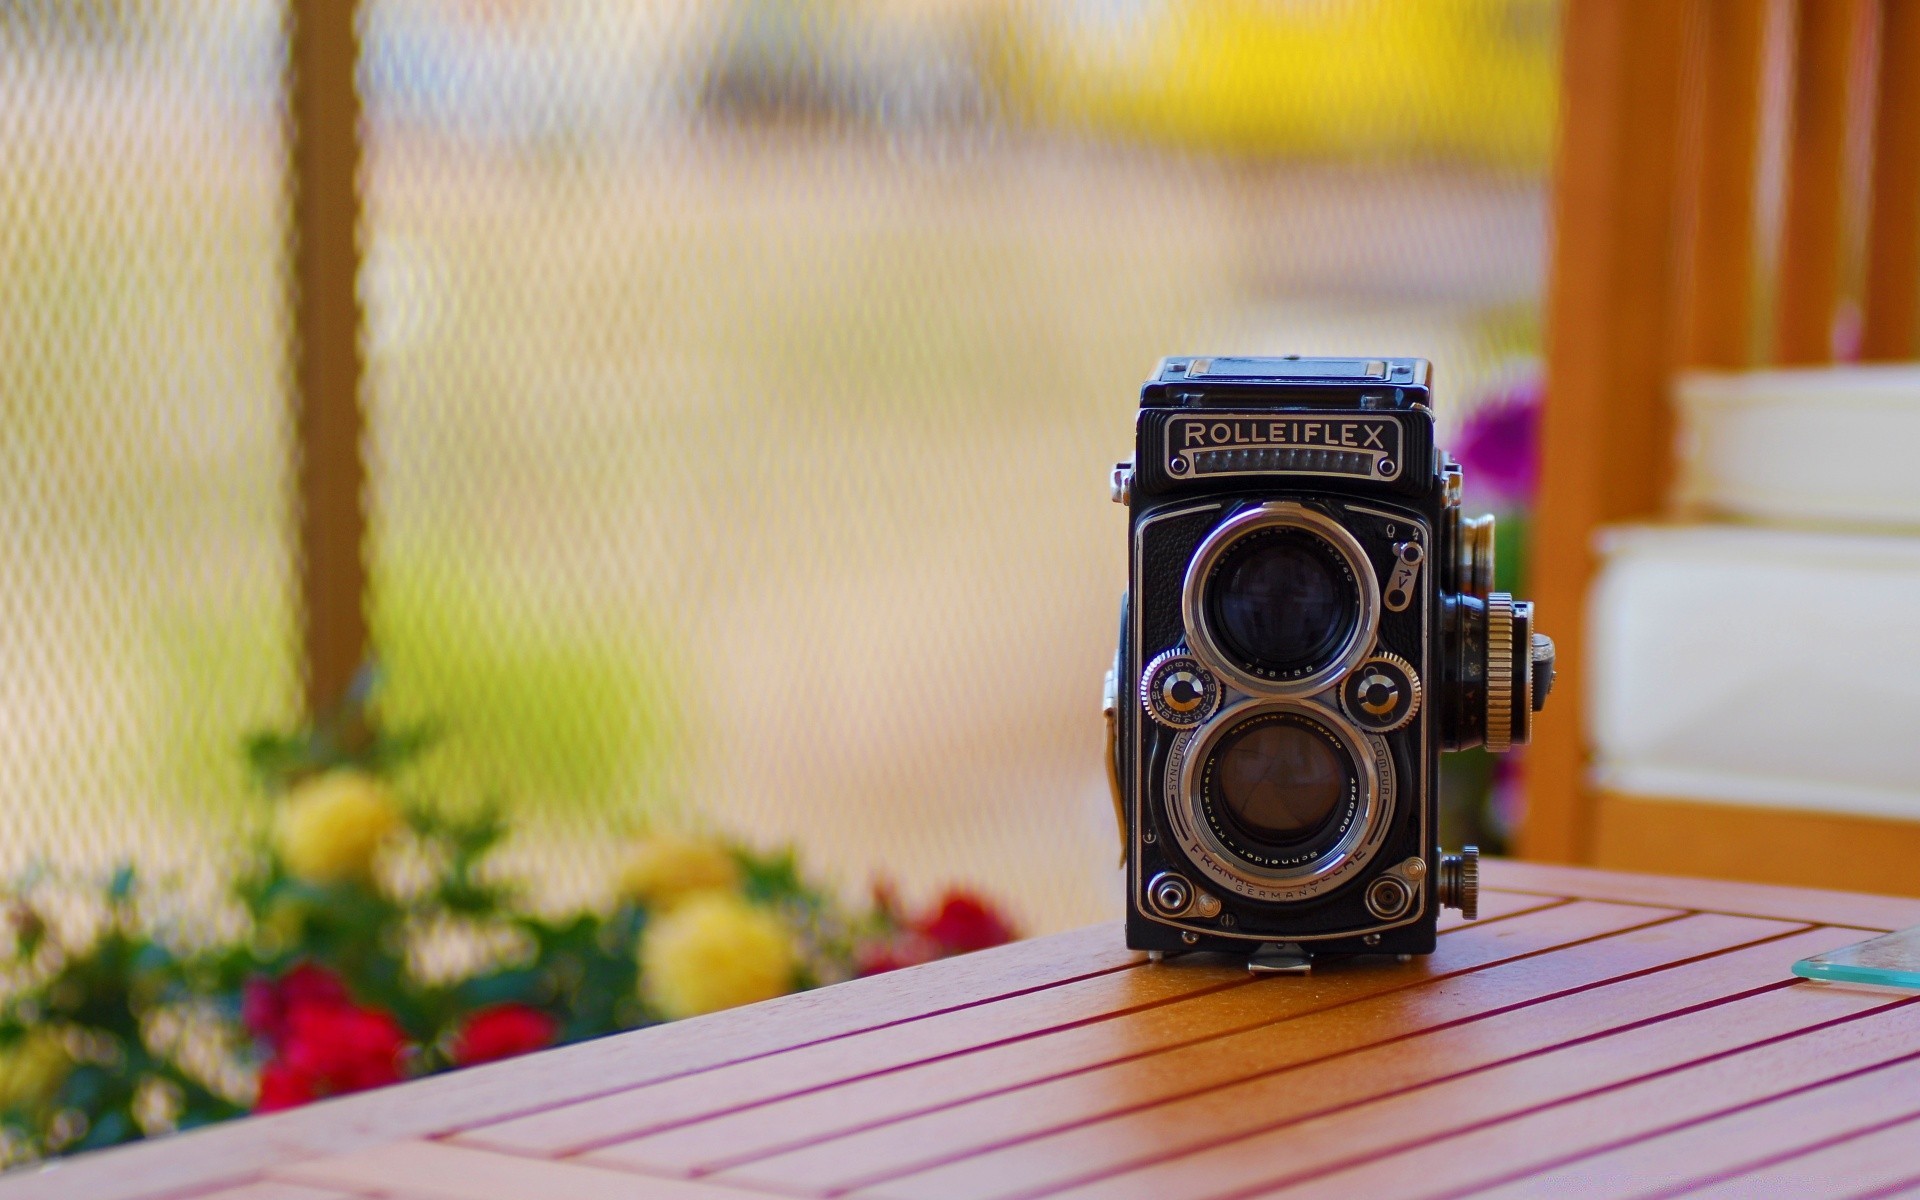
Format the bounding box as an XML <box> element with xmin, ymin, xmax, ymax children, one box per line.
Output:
<box><xmin>1105</xmin><ymin>356</ymin><xmax>1554</xmax><ymax>972</ymax></box>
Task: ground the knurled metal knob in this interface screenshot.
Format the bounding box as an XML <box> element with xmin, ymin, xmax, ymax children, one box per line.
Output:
<box><xmin>1530</xmin><ymin>632</ymin><xmax>1556</xmax><ymax>713</ymax></box>
<box><xmin>1484</xmin><ymin>594</ymin><xmax>1517</xmax><ymax>752</ymax></box>
<box><xmin>1339</xmin><ymin>651</ymin><xmax>1423</xmax><ymax>733</ymax></box>
<box><xmin>1140</xmin><ymin>648</ymin><xmax>1221</xmax><ymax>730</ymax></box>
<box><xmin>1439</xmin><ymin>846</ymin><xmax>1479</xmax><ymax>921</ymax></box>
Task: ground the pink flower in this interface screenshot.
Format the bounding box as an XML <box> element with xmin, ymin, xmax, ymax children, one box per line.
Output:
<box><xmin>1454</xmin><ymin>375</ymin><xmax>1542</xmax><ymax>507</ymax></box>
<box><xmin>449</xmin><ymin>1004</ymin><xmax>558</xmax><ymax>1066</ymax></box>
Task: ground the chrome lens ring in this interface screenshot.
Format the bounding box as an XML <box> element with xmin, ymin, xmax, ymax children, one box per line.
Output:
<box><xmin>1165</xmin><ymin>697</ymin><xmax>1394</xmax><ymax>903</ymax></box>
<box><xmin>1181</xmin><ymin>502</ymin><xmax>1381</xmax><ymax>698</ymax></box>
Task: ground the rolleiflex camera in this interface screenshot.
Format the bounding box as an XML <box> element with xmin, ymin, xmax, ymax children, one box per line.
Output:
<box><xmin>1104</xmin><ymin>356</ymin><xmax>1553</xmax><ymax>972</ymax></box>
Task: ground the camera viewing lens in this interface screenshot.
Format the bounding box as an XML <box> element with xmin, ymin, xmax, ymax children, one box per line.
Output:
<box><xmin>1182</xmin><ymin>504</ymin><xmax>1381</xmax><ymax>700</ymax></box>
<box><xmin>1207</xmin><ymin>528</ymin><xmax>1358</xmax><ymax>678</ymax></box>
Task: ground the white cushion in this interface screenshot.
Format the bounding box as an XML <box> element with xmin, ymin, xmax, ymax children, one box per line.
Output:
<box><xmin>1588</xmin><ymin>523</ymin><xmax>1920</xmax><ymax>818</ymax></box>
<box><xmin>1675</xmin><ymin>365</ymin><xmax>1920</xmax><ymax>530</ymax></box>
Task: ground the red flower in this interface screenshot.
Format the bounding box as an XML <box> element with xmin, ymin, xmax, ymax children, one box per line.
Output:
<box><xmin>254</xmin><ymin>996</ymin><xmax>409</xmax><ymax>1112</ymax></box>
<box><xmin>284</xmin><ymin>1001</ymin><xmax>408</xmax><ymax>1091</ymax></box>
<box><xmin>854</xmin><ymin>933</ymin><xmax>939</xmax><ymax>977</ymax></box>
<box><xmin>449</xmin><ymin>1004</ymin><xmax>558</xmax><ymax>1066</ymax></box>
<box><xmin>255</xmin><ymin>1060</ymin><xmax>316</xmax><ymax>1112</ymax></box>
<box><xmin>915</xmin><ymin>890</ymin><xmax>1016</xmax><ymax>955</ymax></box>
<box><xmin>243</xmin><ymin>962</ymin><xmax>349</xmax><ymax>1049</ymax></box>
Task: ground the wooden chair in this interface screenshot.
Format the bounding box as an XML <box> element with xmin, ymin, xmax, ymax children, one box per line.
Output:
<box><xmin>1524</xmin><ymin>0</ymin><xmax>1920</xmax><ymax>892</ymax></box>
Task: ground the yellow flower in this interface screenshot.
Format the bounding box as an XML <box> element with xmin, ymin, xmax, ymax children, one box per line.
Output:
<box><xmin>618</xmin><ymin>833</ymin><xmax>740</xmax><ymax>911</ymax></box>
<box><xmin>641</xmin><ymin>893</ymin><xmax>796</xmax><ymax>1019</ymax></box>
<box><xmin>0</xmin><ymin>1029</ymin><xmax>69</xmax><ymax>1111</ymax></box>
<box><xmin>274</xmin><ymin>770</ymin><xmax>403</xmax><ymax>884</ymax></box>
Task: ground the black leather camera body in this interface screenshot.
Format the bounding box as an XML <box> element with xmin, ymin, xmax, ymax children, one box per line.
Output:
<box><xmin>1106</xmin><ymin>356</ymin><xmax>1552</xmax><ymax>971</ymax></box>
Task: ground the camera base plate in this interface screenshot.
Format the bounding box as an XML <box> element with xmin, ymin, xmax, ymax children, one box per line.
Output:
<box><xmin>1246</xmin><ymin>942</ymin><xmax>1314</xmax><ymax>975</ymax></box>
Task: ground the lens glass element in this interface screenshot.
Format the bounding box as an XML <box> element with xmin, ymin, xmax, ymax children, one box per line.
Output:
<box><xmin>1197</xmin><ymin>709</ymin><xmax>1360</xmax><ymax>868</ymax></box>
<box><xmin>1214</xmin><ymin>719</ymin><xmax>1346</xmax><ymax>843</ymax></box>
<box><xmin>1207</xmin><ymin>528</ymin><xmax>1357</xmax><ymax>680</ymax></box>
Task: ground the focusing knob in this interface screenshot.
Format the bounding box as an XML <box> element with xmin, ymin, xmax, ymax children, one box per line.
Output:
<box><xmin>1339</xmin><ymin>652</ymin><xmax>1422</xmax><ymax>733</ymax></box>
<box><xmin>1140</xmin><ymin>649</ymin><xmax>1221</xmax><ymax>730</ymax></box>
<box><xmin>1483</xmin><ymin>593</ymin><xmax>1544</xmax><ymax>753</ymax></box>
<box><xmin>1439</xmin><ymin>846</ymin><xmax>1479</xmax><ymax>920</ymax></box>
<box><xmin>1485</xmin><ymin>594</ymin><xmax>1517</xmax><ymax>752</ymax></box>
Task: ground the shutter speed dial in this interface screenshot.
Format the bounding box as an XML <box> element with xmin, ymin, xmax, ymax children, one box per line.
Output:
<box><xmin>1140</xmin><ymin>649</ymin><xmax>1222</xmax><ymax>729</ymax></box>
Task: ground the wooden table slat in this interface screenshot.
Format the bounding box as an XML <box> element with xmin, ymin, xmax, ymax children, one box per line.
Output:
<box><xmin>455</xmin><ymin>952</ymin><xmax>1245</xmax><ymax>1157</ymax></box>
<box><xmin>567</xmin><ymin>885</ymin><xmax>1547</xmax><ymax>1174</ymax></box>
<box><xmin>1462</xmin><ymin>1053</ymin><xmax>1920</xmax><ymax>1200</ymax></box>
<box><xmin>728</xmin><ymin>912</ymin><xmax>1798</xmax><ymax>1199</ymax></box>
<box><xmin>195</xmin><ymin>1185</ymin><xmax>364</xmax><ymax>1200</ymax></box>
<box><xmin>469</xmin><ymin>899</ymin><xmax>1662</xmax><ymax>1160</ymax></box>
<box><xmin>1677</xmin><ymin>1110</ymin><xmax>1920</xmax><ymax>1200</ymax></box>
<box><xmin>8</xmin><ymin>862</ymin><xmax>1920</xmax><ymax>1200</ymax></box>
<box><xmin>1245</xmin><ymin>999</ymin><xmax>1920</xmax><ymax>1200</ymax></box>
<box><xmin>1026</xmin><ymin>939</ymin><xmax>1898</xmax><ymax>1200</ymax></box>
<box><xmin>856</xmin><ymin>926</ymin><xmax>1884</xmax><ymax>1200</ymax></box>
<box><xmin>273</xmin><ymin>1141</ymin><xmax>776</xmax><ymax>1200</ymax></box>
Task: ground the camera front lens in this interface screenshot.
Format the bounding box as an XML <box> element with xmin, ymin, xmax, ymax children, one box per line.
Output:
<box><xmin>1198</xmin><ymin>709</ymin><xmax>1360</xmax><ymax>867</ymax></box>
<box><xmin>1206</xmin><ymin>527</ymin><xmax>1359</xmax><ymax>680</ymax></box>
<box><xmin>1216</xmin><ymin>719</ymin><xmax>1346</xmax><ymax>843</ymax></box>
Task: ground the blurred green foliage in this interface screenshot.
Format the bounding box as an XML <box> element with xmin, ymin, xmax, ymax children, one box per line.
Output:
<box><xmin>0</xmin><ymin>692</ymin><xmax>909</xmax><ymax>1166</ymax></box>
<box><xmin>372</xmin><ymin>561</ymin><xmax>684</xmax><ymax>817</ymax></box>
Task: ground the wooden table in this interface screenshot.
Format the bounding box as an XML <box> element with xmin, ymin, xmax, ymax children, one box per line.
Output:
<box><xmin>10</xmin><ymin>860</ymin><xmax>1920</xmax><ymax>1200</ymax></box>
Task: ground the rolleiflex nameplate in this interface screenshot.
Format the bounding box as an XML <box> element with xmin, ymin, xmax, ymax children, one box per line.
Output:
<box><xmin>1793</xmin><ymin>926</ymin><xmax>1920</xmax><ymax>992</ymax></box>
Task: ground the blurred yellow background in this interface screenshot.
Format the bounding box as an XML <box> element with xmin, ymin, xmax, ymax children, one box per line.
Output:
<box><xmin>1000</xmin><ymin>0</ymin><xmax>1555</xmax><ymax>164</ymax></box>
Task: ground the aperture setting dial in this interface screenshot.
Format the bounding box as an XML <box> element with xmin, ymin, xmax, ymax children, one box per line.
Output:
<box><xmin>1140</xmin><ymin>649</ymin><xmax>1222</xmax><ymax>729</ymax></box>
<box><xmin>1339</xmin><ymin>652</ymin><xmax>1422</xmax><ymax>733</ymax></box>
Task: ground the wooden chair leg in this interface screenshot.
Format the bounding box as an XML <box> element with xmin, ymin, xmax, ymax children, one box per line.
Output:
<box><xmin>1862</xmin><ymin>0</ymin><xmax>1920</xmax><ymax>360</ymax></box>
<box><xmin>1521</xmin><ymin>0</ymin><xmax>1691</xmax><ymax>862</ymax></box>
<box><xmin>1775</xmin><ymin>0</ymin><xmax>1867</xmax><ymax>365</ymax></box>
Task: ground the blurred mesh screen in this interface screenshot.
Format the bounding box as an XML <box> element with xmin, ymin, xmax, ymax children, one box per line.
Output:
<box><xmin>0</xmin><ymin>3</ymin><xmax>297</xmax><ymax>891</ymax></box>
<box><xmin>4</xmin><ymin>0</ymin><xmax>1557</xmax><ymax>935</ymax></box>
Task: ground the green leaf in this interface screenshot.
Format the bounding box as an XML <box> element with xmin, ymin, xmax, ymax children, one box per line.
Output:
<box><xmin>106</xmin><ymin>867</ymin><xmax>136</xmax><ymax>903</ymax></box>
<box><xmin>455</xmin><ymin>969</ymin><xmax>544</xmax><ymax>1009</ymax></box>
<box><xmin>75</xmin><ymin>1107</ymin><xmax>132</xmax><ymax>1151</ymax></box>
<box><xmin>131</xmin><ymin>943</ymin><xmax>175</xmax><ymax>977</ymax></box>
<box><xmin>59</xmin><ymin>1065</ymin><xmax>112</xmax><ymax>1112</ymax></box>
<box><xmin>243</xmin><ymin>731</ymin><xmax>317</xmax><ymax>791</ymax></box>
